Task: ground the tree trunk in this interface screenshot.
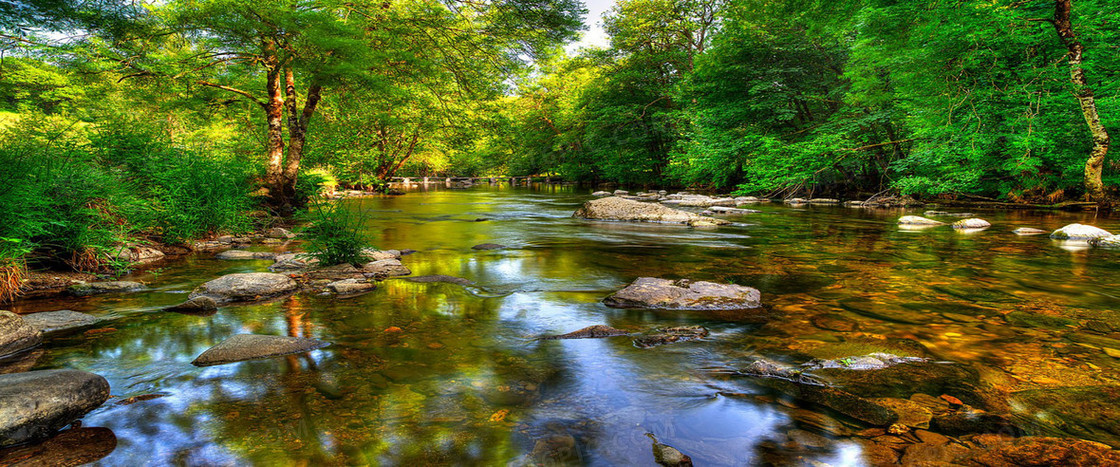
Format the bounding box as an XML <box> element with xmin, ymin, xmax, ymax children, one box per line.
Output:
<box><xmin>263</xmin><ymin>40</ymin><xmax>286</xmax><ymax>211</ymax></box>
<box><xmin>277</xmin><ymin>66</ymin><xmax>323</xmax><ymax>214</ymax></box>
<box><xmin>1050</xmin><ymin>0</ymin><xmax>1112</xmax><ymax>208</ymax></box>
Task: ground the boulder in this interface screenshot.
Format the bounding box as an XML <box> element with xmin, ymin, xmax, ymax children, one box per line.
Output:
<box><xmin>327</xmin><ymin>278</ymin><xmax>377</xmax><ymax>295</ymax></box>
<box><xmin>898</xmin><ymin>216</ymin><xmax>944</xmax><ymax>226</ymax></box>
<box><xmin>67</xmin><ymin>281</ymin><xmax>145</xmax><ymax>297</ymax></box>
<box><xmin>633</xmin><ymin>326</ymin><xmax>709</xmax><ymax>348</ymax></box>
<box><xmin>1013</xmin><ymin>227</ymin><xmax>1049</xmax><ymax>236</ymax></box>
<box><xmin>574</xmin><ymin>197</ymin><xmax>730</xmax><ymax>227</ymax></box>
<box><xmin>592</xmin><ymin>191</ymin><xmax>612</xmax><ymax>197</ymax></box>
<box><xmin>405</xmin><ymin>275</ymin><xmax>475</xmax><ymax>286</ymax></box>
<box><xmin>604</xmin><ymin>277</ymin><xmax>761</xmax><ymax>310</ymax></box>
<box><xmin>471</xmin><ymin>243</ymin><xmax>507</xmax><ymax>250</ymax></box>
<box><xmin>0</xmin><ymin>370</ymin><xmax>110</xmax><ymax>447</ymax></box>
<box><xmin>648</xmin><ymin>434</ymin><xmax>693</xmax><ymax>466</ymax></box>
<box><xmin>163</xmin><ymin>296</ymin><xmax>219</xmax><ymax>313</ymax></box>
<box><xmin>1050</xmin><ymin>223</ymin><xmax>1112</xmax><ymax>240</ymax></box>
<box><xmin>265</xmin><ymin>227</ymin><xmax>295</xmax><ymax>239</ymax></box>
<box><xmin>188</xmin><ymin>273</ymin><xmax>298</xmax><ymax>304</ymax></box>
<box><xmin>613</xmin><ymin>190</ymin><xmax>629</xmax><ymax>196</ymax></box>
<box><xmin>191</xmin><ymin>334</ymin><xmax>330</xmax><ymax>366</ymax></box>
<box><xmin>952</xmin><ymin>218</ymin><xmax>992</xmax><ymax>229</ymax></box>
<box><xmin>1089</xmin><ymin>235</ymin><xmax>1120</xmax><ymax>248</ymax></box>
<box><xmin>537</xmin><ymin>325</ymin><xmax>631</xmax><ymax>340</ymax></box>
<box><xmin>0</xmin><ymin>311</ymin><xmax>42</xmax><ymax>358</ymax></box>
<box><xmin>362</xmin><ymin>259</ymin><xmax>411</xmax><ymax>278</ymax></box>
<box><xmin>215</xmin><ymin>250</ymin><xmax>277</xmax><ymax>260</ymax></box>
<box><xmin>20</xmin><ymin>310</ymin><xmax>102</xmax><ymax>335</ymax></box>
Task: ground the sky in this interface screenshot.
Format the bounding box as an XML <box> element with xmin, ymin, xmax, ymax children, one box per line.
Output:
<box><xmin>566</xmin><ymin>0</ymin><xmax>615</xmax><ymax>52</ymax></box>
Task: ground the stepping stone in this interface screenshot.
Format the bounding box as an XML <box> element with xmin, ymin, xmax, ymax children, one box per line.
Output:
<box><xmin>191</xmin><ymin>334</ymin><xmax>330</xmax><ymax>367</ymax></box>
<box><xmin>20</xmin><ymin>310</ymin><xmax>102</xmax><ymax>335</ymax></box>
<box><xmin>0</xmin><ymin>369</ymin><xmax>110</xmax><ymax>447</ymax></box>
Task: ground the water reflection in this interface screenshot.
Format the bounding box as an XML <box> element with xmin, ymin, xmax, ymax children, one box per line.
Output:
<box><xmin>7</xmin><ymin>186</ymin><xmax>1120</xmax><ymax>465</ymax></box>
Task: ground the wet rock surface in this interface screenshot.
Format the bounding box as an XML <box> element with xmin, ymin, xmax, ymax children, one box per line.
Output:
<box><xmin>215</xmin><ymin>249</ymin><xmax>277</xmax><ymax>260</ymax></box>
<box><xmin>897</xmin><ymin>216</ymin><xmax>943</xmax><ymax>226</ymax></box>
<box><xmin>164</xmin><ymin>296</ymin><xmax>219</xmax><ymax>313</ymax></box>
<box><xmin>0</xmin><ymin>311</ymin><xmax>42</xmax><ymax>358</ymax></box>
<box><xmin>20</xmin><ymin>310</ymin><xmax>102</xmax><ymax>335</ymax></box>
<box><xmin>471</xmin><ymin>243</ymin><xmax>507</xmax><ymax>250</ymax></box>
<box><xmin>405</xmin><ymin>275</ymin><xmax>475</xmax><ymax>286</ymax></box>
<box><xmin>188</xmin><ymin>273</ymin><xmax>298</xmax><ymax>304</ymax></box>
<box><xmin>647</xmin><ymin>434</ymin><xmax>693</xmax><ymax>466</ymax></box>
<box><xmin>1050</xmin><ymin>223</ymin><xmax>1112</xmax><ymax>240</ymax></box>
<box><xmin>1089</xmin><ymin>235</ymin><xmax>1120</xmax><ymax>247</ymax></box>
<box><xmin>67</xmin><ymin>281</ymin><xmax>146</xmax><ymax>296</ymax></box>
<box><xmin>1009</xmin><ymin>385</ymin><xmax>1120</xmax><ymax>448</ymax></box>
<box><xmin>952</xmin><ymin>218</ymin><xmax>991</xmax><ymax>230</ymax></box>
<box><xmin>632</xmin><ymin>326</ymin><xmax>709</xmax><ymax>348</ymax></box>
<box><xmin>269</xmin><ymin>253</ymin><xmax>319</xmax><ymax>272</ymax></box>
<box><xmin>362</xmin><ymin>259</ymin><xmax>411</xmax><ymax>278</ymax></box>
<box><xmin>537</xmin><ymin>325</ymin><xmax>631</xmax><ymax>340</ymax></box>
<box><xmin>574</xmin><ymin>197</ymin><xmax>730</xmax><ymax>227</ymax></box>
<box><xmin>191</xmin><ymin>334</ymin><xmax>330</xmax><ymax>366</ymax></box>
<box><xmin>0</xmin><ymin>369</ymin><xmax>111</xmax><ymax>447</ymax></box>
<box><xmin>1013</xmin><ymin>227</ymin><xmax>1049</xmax><ymax>235</ymax></box>
<box><xmin>0</xmin><ymin>426</ymin><xmax>117</xmax><ymax>466</ymax></box>
<box><xmin>604</xmin><ymin>277</ymin><xmax>761</xmax><ymax>311</ymax></box>
<box><xmin>327</xmin><ymin>278</ymin><xmax>378</xmax><ymax>296</ymax></box>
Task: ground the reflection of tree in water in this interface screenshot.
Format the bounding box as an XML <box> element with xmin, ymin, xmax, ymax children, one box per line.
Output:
<box><xmin>187</xmin><ymin>289</ymin><xmax>569</xmax><ymax>464</ymax></box>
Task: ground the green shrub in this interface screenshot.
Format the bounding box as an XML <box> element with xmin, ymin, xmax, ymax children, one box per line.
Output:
<box><xmin>299</xmin><ymin>200</ymin><xmax>373</xmax><ymax>266</ymax></box>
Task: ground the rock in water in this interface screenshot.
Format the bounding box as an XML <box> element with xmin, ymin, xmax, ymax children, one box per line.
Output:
<box><xmin>188</xmin><ymin>273</ymin><xmax>298</xmax><ymax>304</ymax></box>
<box><xmin>164</xmin><ymin>296</ymin><xmax>219</xmax><ymax>313</ymax></box>
<box><xmin>327</xmin><ymin>278</ymin><xmax>377</xmax><ymax>295</ymax></box>
<box><xmin>1013</xmin><ymin>227</ymin><xmax>1049</xmax><ymax>236</ymax></box>
<box><xmin>604</xmin><ymin>277</ymin><xmax>761</xmax><ymax>310</ymax></box>
<box><xmin>362</xmin><ymin>259</ymin><xmax>411</xmax><ymax>278</ymax></box>
<box><xmin>20</xmin><ymin>310</ymin><xmax>102</xmax><ymax>335</ymax></box>
<box><xmin>67</xmin><ymin>281</ymin><xmax>145</xmax><ymax>297</ymax></box>
<box><xmin>1050</xmin><ymin>223</ymin><xmax>1112</xmax><ymax>240</ymax></box>
<box><xmin>537</xmin><ymin>325</ymin><xmax>631</xmax><ymax>340</ymax></box>
<box><xmin>362</xmin><ymin>248</ymin><xmax>402</xmax><ymax>261</ymax></box>
<box><xmin>191</xmin><ymin>334</ymin><xmax>330</xmax><ymax>366</ymax></box>
<box><xmin>633</xmin><ymin>326</ymin><xmax>709</xmax><ymax>348</ymax></box>
<box><xmin>952</xmin><ymin>218</ymin><xmax>991</xmax><ymax>229</ymax></box>
<box><xmin>592</xmin><ymin>191</ymin><xmax>612</xmax><ymax>197</ymax></box>
<box><xmin>471</xmin><ymin>243</ymin><xmax>507</xmax><ymax>250</ymax></box>
<box><xmin>269</xmin><ymin>253</ymin><xmax>319</xmax><ymax>272</ymax></box>
<box><xmin>961</xmin><ymin>435</ymin><xmax>1120</xmax><ymax>466</ymax></box>
<box><xmin>113</xmin><ymin>245</ymin><xmax>165</xmax><ymax>265</ymax></box>
<box><xmin>898</xmin><ymin>216</ymin><xmax>943</xmax><ymax>226</ymax></box>
<box><xmin>0</xmin><ymin>427</ymin><xmax>117</xmax><ymax>465</ymax></box>
<box><xmin>265</xmin><ymin>227</ymin><xmax>295</xmax><ymax>239</ymax></box>
<box><xmin>1089</xmin><ymin>235</ymin><xmax>1120</xmax><ymax>248</ymax></box>
<box><xmin>0</xmin><ymin>369</ymin><xmax>111</xmax><ymax>447</ymax></box>
<box><xmin>573</xmin><ymin>197</ymin><xmax>730</xmax><ymax>227</ymax></box>
<box><xmin>215</xmin><ymin>250</ymin><xmax>277</xmax><ymax>260</ymax></box>
<box><xmin>406</xmin><ymin>275</ymin><xmax>475</xmax><ymax>286</ymax></box>
<box><xmin>647</xmin><ymin>434</ymin><xmax>694</xmax><ymax>466</ymax></box>
<box><xmin>1009</xmin><ymin>385</ymin><xmax>1120</xmax><ymax>448</ymax></box>
<box><xmin>0</xmin><ymin>311</ymin><xmax>42</xmax><ymax>358</ymax></box>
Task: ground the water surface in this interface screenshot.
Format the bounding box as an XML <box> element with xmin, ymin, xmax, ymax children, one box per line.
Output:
<box><xmin>6</xmin><ymin>185</ymin><xmax>1120</xmax><ymax>465</ymax></box>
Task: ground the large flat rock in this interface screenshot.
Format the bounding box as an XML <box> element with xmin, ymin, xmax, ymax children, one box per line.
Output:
<box><xmin>67</xmin><ymin>281</ymin><xmax>145</xmax><ymax>297</ymax></box>
<box><xmin>191</xmin><ymin>334</ymin><xmax>330</xmax><ymax>367</ymax></box>
<box><xmin>0</xmin><ymin>311</ymin><xmax>42</xmax><ymax>358</ymax></box>
<box><xmin>573</xmin><ymin>197</ymin><xmax>730</xmax><ymax>227</ymax></box>
<box><xmin>20</xmin><ymin>310</ymin><xmax>102</xmax><ymax>335</ymax></box>
<box><xmin>604</xmin><ymin>277</ymin><xmax>761</xmax><ymax>310</ymax></box>
<box><xmin>188</xmin><ymin>273</ymin><xmax>298</xmax><ymax>303</ymax></box>
<box><xmin>0</xmin><ymin>369</ymin><xmax>111</xmax><ymax>447</ymax></box>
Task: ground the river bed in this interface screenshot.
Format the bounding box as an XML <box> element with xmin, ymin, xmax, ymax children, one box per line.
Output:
<box><xmin>4</xmin><ymin>185</ymin><xmax>1120</xmax><ymax>465</ymax></box>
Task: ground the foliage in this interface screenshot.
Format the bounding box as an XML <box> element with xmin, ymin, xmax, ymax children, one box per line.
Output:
<box><xmin>299</xmin><ymin>200</ymin><xmax>374</xmax><ymax>267</ymax></box>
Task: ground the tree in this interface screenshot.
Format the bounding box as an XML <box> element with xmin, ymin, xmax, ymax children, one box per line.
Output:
<box><xmin>104</xmin><ymin>0</ymin><xmax>580</xmax><ymax>214</ymax></box>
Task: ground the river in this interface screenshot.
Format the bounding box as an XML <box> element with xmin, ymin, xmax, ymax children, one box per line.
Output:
<box><xmin>5</xmin><ymin>185</ymin><xmax>1120</xmax><ymax>465</ymax></box>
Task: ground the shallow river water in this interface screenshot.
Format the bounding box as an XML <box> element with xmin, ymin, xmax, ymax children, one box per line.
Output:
<box><xmin>5</xmin><ymin>185</ymin><xmax>1120</xmax><ymax>465</ymax></box>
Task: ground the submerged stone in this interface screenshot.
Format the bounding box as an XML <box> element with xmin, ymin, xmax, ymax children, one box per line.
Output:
<box><xmin>405</xmin><ymin>275</ymin><xmax>475</xmax><ymax>286</ymax></box>
<box><xmin>471</xmin><ymin>243</ymin><xmax>507</xmax><ymax>250</ymax></box>
<box><xmin>604</xmin><ymin>277</ymin><xmax>761</xmax><ymax>311</ymax></box>
<box><xmin>191</xmin><ymin>334</ymin><xmax>330</xmax><ymax>367</ymax></box>
<box><xmin>962</xmin><ymin>435</ymin><xmax>1120</xmax><ymax>466</ymax></box>
<box><xmin>574</xmin><ymin>197</ymin><xmax>730</xmax><ymax>227</ymax></box>
<box><xmin>647</xmin><ymin>434</ymin><xmax>694</xmax><ymax>466</ymax></box>
<box><xmin>1050</xmin><ymin>223</ymin><xmax>1112</xmax><ymax>240</ymax></box>
<box><xmin>1010</xmin><ymin>385</ymin><xmax>1120</xmax><ymax>448</ymax></box>
<box><xmin>0</xmin><ymin>311</ymin><xmax>42</xmax><ymax>358</ymax></box>
<box><xmin>67</xmin><ymin>281</ymin><xmax>145</xmax><ymax>297</ymax></box>
<box><xmin>0</xmin><ymin>427</ymin><xmax>117</xmax><ymax>465</ymax></box>
<box><xmin>0</xmin><ymin>369</ymin><xmax>111</xmax><ymax>447</ymax></box>
<box><xmin>537</xmin><ymin>325</ymin><xmax>631</xmax><ymax>340</ymax></box>
<box><xmin>20</xmin><ymin>310</ymin><xmax>102</xmax><ymax>335</ymax></box>
<box><xmin>188</xmin><ymin>273</ymin><xmax>298</xmax><ymax>303</ymax></box>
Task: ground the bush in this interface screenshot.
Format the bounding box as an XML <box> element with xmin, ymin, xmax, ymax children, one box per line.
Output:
<box><xmin>299</xmin><ymin>200</ymin><xmax>373</xmax><ymax>266</ymax></box>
